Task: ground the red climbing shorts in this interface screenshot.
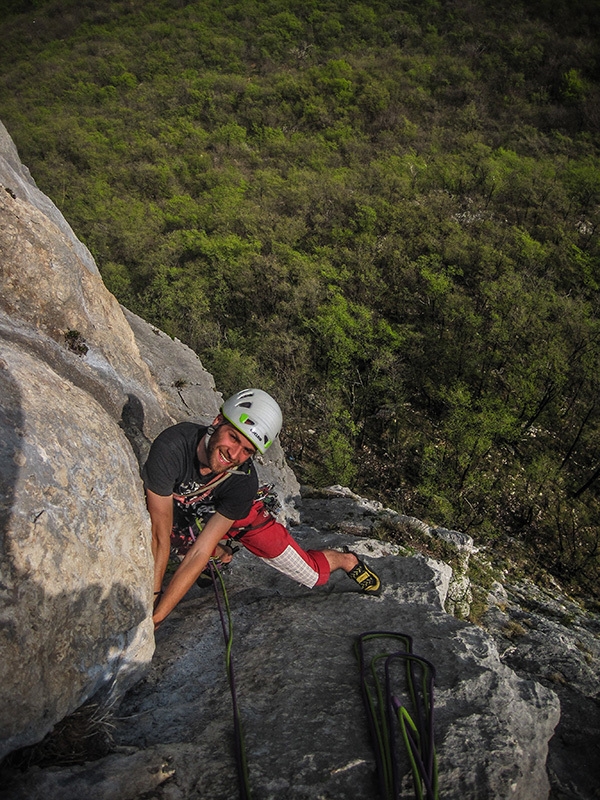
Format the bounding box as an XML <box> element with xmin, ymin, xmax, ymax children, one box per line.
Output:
<box><xmin>226</xmin><ymin>501</ymin><xmax>330</xmax><ymax>588</ymax></box>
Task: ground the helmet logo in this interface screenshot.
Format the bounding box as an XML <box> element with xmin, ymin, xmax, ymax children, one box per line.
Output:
<box><xmin>239</xmin><ymin>413</ymin><xmax>270</xmax><ymax>448</ymax></box>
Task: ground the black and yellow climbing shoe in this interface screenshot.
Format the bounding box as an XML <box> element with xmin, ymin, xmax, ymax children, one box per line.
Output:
<box><xmin>344</xmin><ymin>546</ymin><xmax>382</xmax><ymax>595</ymax></box>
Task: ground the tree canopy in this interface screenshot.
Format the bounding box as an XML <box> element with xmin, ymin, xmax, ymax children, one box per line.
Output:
<box><xmin>1</xmin><ymin>0</ymin><xmax>599</xmax><ymax>598</ymax></box>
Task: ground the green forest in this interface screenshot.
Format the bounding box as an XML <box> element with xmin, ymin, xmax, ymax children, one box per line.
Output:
<box><xmin>1</xmin><ymin>0</ymin><xmax>599</xmax><ymax>601</ymax></box>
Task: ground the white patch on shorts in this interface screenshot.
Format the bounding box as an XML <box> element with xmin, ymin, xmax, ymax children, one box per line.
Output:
<box><xmin>260</xmin><ymin>545</ymin><xmax>319</xmax><ymax>587</ymax></box>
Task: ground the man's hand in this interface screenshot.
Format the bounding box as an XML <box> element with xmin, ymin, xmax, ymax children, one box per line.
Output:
<box><xmin>213</xmin><ymin>541</ymin><xmax>235</xmax><ymax>564</ymax></box>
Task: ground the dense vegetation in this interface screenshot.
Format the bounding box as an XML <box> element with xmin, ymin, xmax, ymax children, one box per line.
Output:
<box><xmin>1</xmin><ymin>0</ymin><xmax>599</xmax><ymax>599</ymax></box>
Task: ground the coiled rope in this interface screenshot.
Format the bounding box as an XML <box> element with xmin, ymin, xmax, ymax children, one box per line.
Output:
<box><xmin>355</xmin><ymin>631</ymin><xmax>438</xmax><ymax>800</ymax></box>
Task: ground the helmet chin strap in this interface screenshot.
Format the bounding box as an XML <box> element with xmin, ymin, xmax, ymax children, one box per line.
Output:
<box><xmin>198</xmin><ymin>424</ymin><xmax>218</xmax><ymax>470</ymax></box>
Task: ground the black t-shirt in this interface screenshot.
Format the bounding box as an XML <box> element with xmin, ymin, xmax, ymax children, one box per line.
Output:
<box><xmin>142</xmin><ymin>422</ymin><xmax>258</xmax><ymax>522</ymax></box>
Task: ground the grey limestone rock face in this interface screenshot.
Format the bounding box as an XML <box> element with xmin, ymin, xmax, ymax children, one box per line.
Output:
<box><xmin>0</xmin><ymin>120</ymin><xmax>99</xmax><ymax>277</ymax></box>
<box><xmin>0</xmin><ymin>185</ymin><xmax>173</xmax><ymax>451</ymax></box>
<box><xmin>120</xmin><ymin>306</ymin><xmax>221</xmax><ymax>429</ymax></box>
<box><xmin>0</xmin><ymin>119</ymin><xmax>302</xmax><ymax>761</ymax></box>
<box><xmin>0</xmin><ymin>339</ymin><xmax>155</xmax><ymax>757</ymax></box>
<box><xmin>0</xmin><ymin>126</ymin><xmax>171</xmax><ymax>756</ymax></box>
<box><xmin>3</xmin><ymin>527</ymin><xmax>560</xmax><ymax>800</ymax></box>
<box><xmin>482</xmin><ymin>580</ymin><xmax>600</xmax><ymax>800</ymax></box>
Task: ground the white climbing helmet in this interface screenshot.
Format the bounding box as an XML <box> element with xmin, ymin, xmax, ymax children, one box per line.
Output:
<box><xmin>221</xmin><ymin>389</ymin><xmax>283</xmax><ymax>454</ymax></box>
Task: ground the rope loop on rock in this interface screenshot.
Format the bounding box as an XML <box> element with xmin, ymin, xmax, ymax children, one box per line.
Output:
<box><xmin>355</xmin><ymin>631</ymin><xmax>438</xmax><ymax>800</ymax></box>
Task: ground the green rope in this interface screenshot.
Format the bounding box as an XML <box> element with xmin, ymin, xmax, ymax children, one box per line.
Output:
<box><xmin>355</xmin><ymin>633</ymin><xmax>412</xmax><ymax>800</ymax></box>
<box><xmin>398</xmin><ymin>708</ymin><xmax>424</xmax><ymax>800</ymax></box>
<box><xmin>355</xmin><ymin>632</ymin><xmax>438</xmax><ymax>800</ymax></box>
<box><xmin>212</xmin><ymin>561</ymin><xmax>235</xmax><ymax>668</ymax></box>
<box><xmin>210</xmin><ymin>559</ymin><xmax>252</xmax><ymax>800</ymax></box>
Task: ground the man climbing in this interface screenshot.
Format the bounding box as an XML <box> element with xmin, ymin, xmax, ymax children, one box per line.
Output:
<box><xmin>144</xmin><ymin>388</ymin><xmax>381</xmax><ymax>628</ymax></box>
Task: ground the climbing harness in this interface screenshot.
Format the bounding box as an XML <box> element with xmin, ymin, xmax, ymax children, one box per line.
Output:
<box><xmin>170</xmin><ymin>483</ymin><xmax>278</xmax><ymax>561</ymax></box>
<box><xmin>208</xmin><ymin>558</ymin><xmax>252</xmax><ymax>800</ymax></box>
<box><xmin>355</xmin><ymin>632</ymin><xmax>438</xmax><ymax>800</ymax></box>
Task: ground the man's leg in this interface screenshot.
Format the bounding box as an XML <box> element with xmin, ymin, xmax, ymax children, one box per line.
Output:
<box><xmin>235</xmin><ymin>515</ymin><xmax>331</xmax><ymax>587</ymax></box>
<box><xmin>322</xmin><ymin>548</ymin><xmax>360</xmax><ymax>573</ymax></box>
<box><xmin>230</xmin><ymin>503</ymin><xmax>381</xmax><ymax>592</ymax></box>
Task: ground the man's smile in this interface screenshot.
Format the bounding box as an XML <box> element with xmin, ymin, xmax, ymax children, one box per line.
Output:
<box><xmin>202</xmin><ymin>420</ymin><xmax>257</xmax><ymax>474</ymax></box>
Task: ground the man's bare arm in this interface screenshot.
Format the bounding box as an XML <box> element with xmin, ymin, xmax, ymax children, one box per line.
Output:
<box><xmin>153</xmin><ymin>511</ymin><xmax>235</xmax><ymax>627</ymax></box>
<box><xmin>146</xmin><ymin>490</ymin><xmax>174</xmax><ymax>595</ymax></box>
